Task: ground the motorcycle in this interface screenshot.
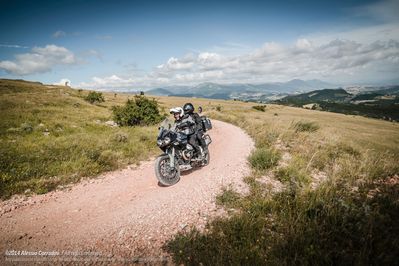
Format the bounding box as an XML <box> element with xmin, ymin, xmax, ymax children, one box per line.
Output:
<box><xmin>154</xmin><ymin>119</ymin><xmax>212</xmax><ymax>186</ymax></box>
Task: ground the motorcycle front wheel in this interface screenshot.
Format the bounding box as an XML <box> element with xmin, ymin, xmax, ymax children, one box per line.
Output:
<box><xmin>154</xmin><ymin>155</ymin><xmax>180</xmax><ymax>186</ymax></box>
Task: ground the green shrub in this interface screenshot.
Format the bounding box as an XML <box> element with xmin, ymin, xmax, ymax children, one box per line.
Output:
<box><xmin>112</xmin><ymin>96</ymin><xmax>165</xmax><ymax>126</ymax></box>
<box><xmin>216</xmin><ymin>105</ymin><xmax>222</xmax><ymax>111</ymax></box>
<box><xmin>84</xmin><ymin>91</ymin><xmax>105</xmax><ymax>104</ymax></box>
<box><xmin>292</xmin><ymin>120</ymin><xmax>319</xmax><ymax>133</ymax></box>
<box><xmin>248</xmin><ymin>148</ymin><xmax>280</xmax><ymax>171</ymax></box>
<box><xmin>252</xmin><ymin>105</ymin><xmax>266</xmax><ymax>112</ymax></box>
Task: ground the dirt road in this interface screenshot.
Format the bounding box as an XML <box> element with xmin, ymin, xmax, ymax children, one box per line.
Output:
<box><xmin>0</xmin><ymin>120</ymin><xmax>253</xmax><ymax>262</ymax></box>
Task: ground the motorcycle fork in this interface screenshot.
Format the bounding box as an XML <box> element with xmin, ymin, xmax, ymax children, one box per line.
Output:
<box><xmin>167</xmin><ymin>147</ymin><xmax>175</xmax><ymax>168</ymax></box>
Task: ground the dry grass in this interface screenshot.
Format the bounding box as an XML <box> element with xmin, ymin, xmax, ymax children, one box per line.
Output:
<box><xmin>2</xmin><ymin>80</ymin><xmax>399</xmax><ymax>263</ymax></box>
<box><xmin>0</xmin><ymin>80</ymin><xmax>159</xmax><ymax>198</ymax></box>
<box><xmin>161</xmin><ymin>95</ymin><xmax>399</xmax><ymax>265</ymax></box>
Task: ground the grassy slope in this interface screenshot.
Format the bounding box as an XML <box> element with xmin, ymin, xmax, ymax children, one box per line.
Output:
<box><xmin>0</xmin><ymin>80</ymin><xmax>158</xmax><ymax>199</ymax></box>
<box><xmin>157</xmin><ymin>96</ymin><xmax>399</xmax><ymax>154</ymax></box>
<box><xmin>158</xmin><ymin>98</ymin><xmax>399</xmax><ymax>265</ymax></box>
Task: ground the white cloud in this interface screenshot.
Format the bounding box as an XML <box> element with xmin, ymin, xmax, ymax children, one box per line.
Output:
<box><xmin>52</xmin><ymin>30</ymin><xmax>66</xmax><ymax>38</ymax></box>
<box><xmin>0</xmin><ymin>44</ymin><xmax>29</xmax><ymax>49</ymax></box>
<box><xmin>303</xmin><ymin>22</ymin><xmax>399</xmax><ymax>45</ymax></box>
<box><xmin>0</xmin><ymin>44</ymin><xmax>78</xmax><ymax>75</ymax></box>
<box><xmin>79</xmin><ymin>3</ymin><xmax>399</xmax><ymax>90</ymax></box>
<box><xmin>52</xmin><ymin>30</ymin><xmax>82</xmax><ymax>38</ymax></box>
<box><xmin>157</xmin><ymin>56</ymin><xmax>194</xmax><ymax>71</ymax></box>
<box><xmin>79</xmin><ymin>75</ymin><xmax>139</xmax><ymax>90</ymax></box>
<box><xmin>295</xmin><ymin>38</ymin><xmax>312</xmax><ymax>50</ymax></box>
<box><xmin>79</xmin><ymin>37</ymin><xmax>399</xmax><ymax>89</ymax></box>
<box><xmin>54</xmin><ymin>78</ymin><xmax>71</xmax><ymax>86</ymax></box>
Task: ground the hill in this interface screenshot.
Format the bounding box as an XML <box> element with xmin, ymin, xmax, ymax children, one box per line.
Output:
<box><xmin>0</xmin><ymin>79</ymin><xmax>159</xmax><ymax>199</ymax></box>
<box><xmin>275</xmin><ymin>87</ymin><xmax>399</xmax><ymax>121</ymax></box>
<box><xmin>279</xmin><ymin>88</ymin><xmax>352</xmax><ymax>103</ymax></box>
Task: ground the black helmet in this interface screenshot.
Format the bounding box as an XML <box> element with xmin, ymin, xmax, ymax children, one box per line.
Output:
<box><xmin>183</xmin><ymin>103</ymin><xmax>194</xmax><ymax>114</ymax></box>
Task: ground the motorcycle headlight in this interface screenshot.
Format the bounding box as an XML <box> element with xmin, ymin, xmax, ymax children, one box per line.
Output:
<box><xmin>157</xmin><ymin>139</ymin><xmax>163</xmax><ymax>146</ymax></box>
<box><xmin>164</xmin><ymin>137</ymin><xmax>171</xmax><ymax>145</ymax></box>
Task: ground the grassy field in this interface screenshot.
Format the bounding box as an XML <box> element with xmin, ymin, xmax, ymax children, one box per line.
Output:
<box><xmin>1</xmin><ymin>79</ymin><xmax>398</xmax><ymax>263</ymax></box>
<box><xmin>0</xmin><ymin>79</ymin><xmax>160</xmax><ymax>199</ymax></box>
<box><xmin>159</xmin><ymin>97</ymin><xmax>399</xmax><ymax>264</ymax></box>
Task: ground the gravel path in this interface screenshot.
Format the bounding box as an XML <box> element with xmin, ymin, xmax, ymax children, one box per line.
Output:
<box><xmin>0</xmin><ymin>120</ymin><xmax>254</xmax><ymax>263</ymax></box>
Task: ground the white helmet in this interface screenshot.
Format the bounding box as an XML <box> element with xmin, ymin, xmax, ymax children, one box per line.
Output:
<box><xmin>169</xmin><ymin>107</ymin><xmax>184</xmax><ymax>117</ymax></box>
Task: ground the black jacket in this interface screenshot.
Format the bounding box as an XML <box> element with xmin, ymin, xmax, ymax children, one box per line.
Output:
<box><xmin>175</xmin><ymin>114</ymin><xmax>196</xmax><ymax>135</ymax></box>
<box><xmin>190</xmin><ymin>113</ymin><xmax>203</xmax><ymax>131</ymax></box>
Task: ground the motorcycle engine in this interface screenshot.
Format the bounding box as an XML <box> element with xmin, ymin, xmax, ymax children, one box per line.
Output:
<box><xmin>182</xmin><ymin>144</ymin><xmax>194</xmax><ymax>160</ymax></box>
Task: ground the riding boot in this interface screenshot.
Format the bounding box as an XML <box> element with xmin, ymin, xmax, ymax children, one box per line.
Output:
<box><xmin>199</xmin><ymin>138</ymin><xmax>207</xmax><ymax>153</ymax></box>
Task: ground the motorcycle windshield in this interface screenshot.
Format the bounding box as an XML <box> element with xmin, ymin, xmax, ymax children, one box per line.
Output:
<box><xmin>159</xmin><ymin>118</ymin><xmax>173</xmax><ymax>130</ymax></box>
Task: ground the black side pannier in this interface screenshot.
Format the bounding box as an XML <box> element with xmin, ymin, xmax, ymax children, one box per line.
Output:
<box><xmin>201</xmin><ymin>116</ymin><xmax>212</xmax><ymax>132</ymax></box>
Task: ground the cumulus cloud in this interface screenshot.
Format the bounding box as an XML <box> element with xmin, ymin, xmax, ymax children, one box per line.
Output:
<box><xmin>157</xmin><ymin>38</ymin><xmax>399</xmax><ymax>83</ymax></box>
<box><xmin>54</xmin><ymin>78</ymin><xmax>71</xmax><ymax>86</ymax></box>
<box><xmin>79</xmin><ymin>37</ymin><xmax>399</xmax><ymax>89</ymax></box>
<box><xmin>157</xmin><ymin>56</ymin><xmax>194</xmax><ymax>71</ymax></box>
<box><xmin>0</xmin><ymin>44</ymin><xmax>78</xmax><ymax>75</ymax></box>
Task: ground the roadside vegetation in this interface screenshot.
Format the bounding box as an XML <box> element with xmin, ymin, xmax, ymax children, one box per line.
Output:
<box><xmin>162</xmin><ymin>96</ymin><xmax>399</xmax><ymax>265</ymax></box>
<box><xmin>1</xmin><ymin>79</ymin><xmax>398</xmax><ymax>263</ymax></box>
<box><xmin>0</xmin><ymin>80</ymin><xmax>163</xmax><ymax>199</ymax></box>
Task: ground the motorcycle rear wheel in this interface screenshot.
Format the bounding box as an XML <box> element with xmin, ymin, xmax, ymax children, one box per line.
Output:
<box><xmin>155</xmin><ymin>155</ymin><xmax>180</xmax><ymax>186</ymax></box>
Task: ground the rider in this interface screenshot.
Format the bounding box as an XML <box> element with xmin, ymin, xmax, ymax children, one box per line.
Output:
<box><xmin>183</xmin><ymin>103</ymin><xmax>207</xmax><ymax>156</ymax></box>
<box><xmin>169</xmin><ymin>107</ymin><xmax>184</xmax><ymax>131</ymax></box>
<box><xmin>170</xmin><ymin>106</ymin><xmax>201</xmax><ymax>157</ymax></box>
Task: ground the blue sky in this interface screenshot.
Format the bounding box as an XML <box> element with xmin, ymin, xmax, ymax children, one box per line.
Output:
<box><xmin>0</xmin><ymin>0</ymin><xmax>398</xmax><ymax>89</ymax></box>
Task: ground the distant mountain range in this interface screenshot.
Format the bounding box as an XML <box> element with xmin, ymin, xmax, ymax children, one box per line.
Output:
<box><xmin>145</xmin><ymin>79</ymin><xmax>336</xmax><ymax>100</ymax></box>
